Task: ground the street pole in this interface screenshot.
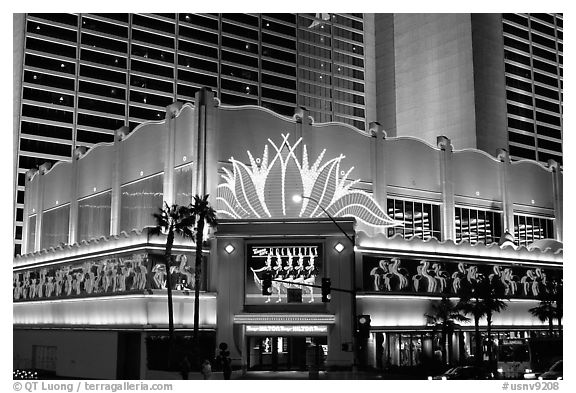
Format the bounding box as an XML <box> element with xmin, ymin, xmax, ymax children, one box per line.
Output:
<box><xmin>296</xmin><ymin>195</ymin><xmax>359</xmax><ymax>375</ymax></box>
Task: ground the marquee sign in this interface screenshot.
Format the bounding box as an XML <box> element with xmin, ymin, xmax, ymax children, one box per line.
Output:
<box><xmin>245</xmin><ymin>325</ymin><xmax>328</xmax><ymax>335</ymax></box>
<box><xmin>216</xmin><ymin>134</ymin><xmax>401</xmax><ymax>231</ymax></box>
<box><xmin>245</xmin><ymin>244</ymin><xmax>323</xmax><ymax>305</ymax></box>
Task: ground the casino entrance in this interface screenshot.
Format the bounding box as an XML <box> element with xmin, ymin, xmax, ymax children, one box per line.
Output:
<box><xmin>247</xmin><ymin>336</ymin><xmax>328</xmax><ymax>371</ymax></box>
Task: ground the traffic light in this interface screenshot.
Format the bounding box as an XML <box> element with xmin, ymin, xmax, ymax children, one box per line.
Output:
<box><xmin>321</xmin><ymin>278</ymin><xmax>331</xmax><ymax>302</ymax></box>
<box><xmin>262</xmin><ymin>272</ymin><xmax>272</xmax><ymax>295</ymax></box>
<box><xmin>357</xmin><ymin>314</ymin><xmax>371</xmax><ymax>339</ymax></box>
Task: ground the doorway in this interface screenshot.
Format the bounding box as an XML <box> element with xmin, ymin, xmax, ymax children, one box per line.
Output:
<box><xmin>247</xmin><ymin>336</ymin><xmax>327</xmax><ymax>371</ymax></box>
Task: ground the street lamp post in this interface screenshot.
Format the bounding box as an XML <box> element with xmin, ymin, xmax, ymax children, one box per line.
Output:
<box><xmin>292</xmin><ymin>194</ymin><xmax>360</xmax><ymax>374</ymax></box>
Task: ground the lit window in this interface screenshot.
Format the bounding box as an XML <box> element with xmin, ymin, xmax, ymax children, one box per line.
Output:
<box><xmin>455</xmin><ymin>207</ymin><xmax>502</xmax><ymax>245</ymax></box>
<box><xmin>513</xmin><ymin>214</ymin><xmax>554</xmax><ymax>246</ymax></box>
<box><xmin>387</xmin><ymin>198</ymin><xmax>441</xmax><ymax>241</ymax></box>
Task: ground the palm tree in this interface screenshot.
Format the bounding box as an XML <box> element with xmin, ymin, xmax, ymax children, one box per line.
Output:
<box><xmin>529</xmin><ymin>279</ymin><xmax>562</xmax><ymax>337</ymax></box>
<box><xmin>457</xmin><ymin>279</ymin><xmax>487</xmax><ymax>366</ymax></box>
<box><xmin>529</xmin><ymin>282</ymin><xmax>557</xmax><ymax>336</ymax></box>
<box><xmin>552</xmin><ymin>279</ymin><xmax>563</xmax><ymax>337</ymax></box>
<box><xmin>189</xmin><ymin>194</ymin><xmax>218</xmax><ymax>357</ymax></box>
<box><xmin>425</xmin><ymin>296</ymin><xmax>470</xmax><ymax>366</ymax></box>
<box><xmin>479</xmin><ymin>276</ymin><xmax>508</xmax><ymax>368</ymax></box>
<box><xmin>150</xmin><ymin>203</ymin><xmax>195</xmax><ymax>344</ymax></box>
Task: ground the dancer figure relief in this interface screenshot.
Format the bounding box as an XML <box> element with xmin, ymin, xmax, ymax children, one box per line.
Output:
<box><xmin>370</xmin><ymin>260</ymin><xmax>388</xmax><ymax>291</ymax></box>
<box><xmin>532</xmin><ymin>268</ymin><xmax>546</xmax><ymax>297</ymax></box>
<box><xmin>413</xmin><ymin>264</ymin><xmax>424</xmax><ymax>292</ymax></box>
<box><xmin>390</xmin><ymin>258</ymin><xmax>410</xmax><ymax>290</ymax></box>
<box><xmin>45</xmin><ymin>276</ymin><xmax>55</xmax><ymax>297</ymax></box>
<box><xmin>303</xmin><ymin>251</ymin><xmax>319</xmax><ymax>303</ymax></box>
<box><xmin>452</xmin><ymin>262</ymin><xmax>467</xmax><ymax>293</ymax></box>
<box><xmin>421</xmin><ymin>260</ymin><xmax>437</xmax><ymax>293</ymax></box>
<box><xmin>431</xmin><ymin>263</ymin><xmax>449</xmax><ymax>293</ymax></box>
<box><xmin>251</xmin><ymin>249</ymin><xmax>275</xmax><ymax>303</ymax></box>
<box><xmin>520</xmin><ymin>270</ymin><xmax>536</xmax><ymax>296</ymax></box>
<box><xmin>37</xmin><ymin>268</ymin><xmax>48</xmax><ymax>298</ymax></box>
<box><xmin>281</xmin><ymin>248</ymin><xmax>297</xmax><ymax>291</ymax></box>
<box><xmin>152</xmin><ymin>263</ymin><xmax>167</xmax><ymax>289</ymax></box>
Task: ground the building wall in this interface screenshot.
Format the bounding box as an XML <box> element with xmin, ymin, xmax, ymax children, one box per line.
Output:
<box><xmin>501</xmin><ymin>13</ymin><xmax>563</xmax><ymax>164</ymax></box>
<box><xmin>374</xmin><ymin>13</ymin><xmax>397</xmax><ymax>137</ymax></box>
<box><xmin>391</xmin><ymin>14</ymin><xmax>477</xmax><ymax>149</ymax></box>
<box><xmin>14</xmin><ymin>330</ymin><xmax>118</xmax><ymax>379</ymax></box>
<box><xmin>13</xmin><ymin>14</ymin><xmax>26</xmax><ymax>252</ymax></box>
<box><xmin>21</xmin><ymin>98</ymin><xmax>561</xmax><ymax>254</ymax></box>
<box><xmin>470</xmin><ymin>14</ymin><xmax>509</xmax><ymax>156</ymax></box>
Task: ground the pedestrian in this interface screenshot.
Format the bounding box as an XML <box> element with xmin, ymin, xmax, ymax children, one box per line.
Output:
<box><xmin>201</xmin><ymin>359</ymin><xmax>212</xmax><ymax>380</ymax></box>
<box><xmin>179</xmin><ymin>356</ymin><xmax>191</xmax><ymax>380</ymax></box>
<box><xmin>222</xmin><ymin>356</ymin><xmax>232</xmax><ymax>380</ymax></box>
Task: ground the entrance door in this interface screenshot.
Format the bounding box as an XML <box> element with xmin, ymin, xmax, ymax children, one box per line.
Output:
<box><xmin>247</xmin><ymin>336</ymin><xmax>326</xmax><ymax>371</ymax></box>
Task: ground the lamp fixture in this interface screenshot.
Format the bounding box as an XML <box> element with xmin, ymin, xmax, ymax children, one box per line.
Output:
<box><xmin>225</xmin><ymin>244</ymin><xmax>235</xmax><ymax>254</ymax></box>
<box><xmin>334</xmin><ymin>242</ymin><xmax>345</xmax><ymax>253</ymax></box>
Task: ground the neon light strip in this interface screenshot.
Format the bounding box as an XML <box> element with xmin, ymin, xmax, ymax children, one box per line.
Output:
<box><xmin>15</xmin><ymin>292</ymin><xmax>218</xmax><ymax>305</ymax></box>
<box><xmin>356</xmin><ymin>294</ymin><xmax>541</xmax><ymax>303</ymax></box>
<box><xmin>14</xmin><ymin>245</ymin><xmax>209</xmax><ymax>270</ymax></box>
<box><xmin>120</xmin><ymin>171</ymin><xmax>163</xmax><ymax>188</ymax></box>
<box><xmin>355</xmin><ymin>246</ymin><xmax>562</xmax><ymax>266</ymax></box>
<box><xmin>43</xmin><ymin>202</ymin><xmax>71</xmax><ymax>213</ymax></box>
<box><xmin>78</xmin><ymin>188</ymin><xmax>112</xmax><ymax>202</ymax></box>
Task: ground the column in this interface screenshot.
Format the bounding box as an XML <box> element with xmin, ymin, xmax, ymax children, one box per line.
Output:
<box><xmin>162</xmin><ymin>102</ymin><xmax>183</xmax><ymax>206</ymax></box>
<box><xmin>193</xmin><ymin>88</ymin><xmax>219</xmax><ymax>198</ymax></box>
<box><xmin>548</xmin><ymin>160</ymin><xmax>563</xmax><ymax>242</ymax></box>
<box><xmin>294</xmin><ymin>107</ymin><xmax>312</xmax><ymax>163</ymax></box>
<box><xmin>437</xmin><ymin>136</ymin><xmax>455</xmax><ymax>241</ymax></box>
<box><xmin>496</xmin><ymin>149</ymin><xmax>515</xmax><ymax>241</ymax></box>
<box><xmin>35</xmin><ymin>162</ymin><xmax>52</xmax><ymax>251</ymax></box>
<box><xmin>370</xmin><ymin>122</ymin><xmax>388</xmax><ymax>236</ymax></box>
<box><xmin>68</xmin><ymin>146</ymin><xmax>87</xmax><ymax>245</ymax></box>
<box><xmin>21</xmin><ymin>168</ymin><xmax>38</xmax><ymax>254</ymax></box>
<box><xmin>110</xmin><ymin>126</ymin><xmax>129</xmax><ymax>236</ymax></box>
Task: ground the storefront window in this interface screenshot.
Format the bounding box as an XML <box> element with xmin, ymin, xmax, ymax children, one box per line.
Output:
<box><xmin>383</xmin><ymin>333</ymin><xmax>425</xmax><ymax>367</ymax></box>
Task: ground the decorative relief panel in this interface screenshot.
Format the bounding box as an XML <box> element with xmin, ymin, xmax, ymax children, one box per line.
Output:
<box><xmin>13</xmin><ymin>252</ymin><xmax>201</xmax><ymax>301</ymax></box>
<box><xmin>362</xmin><ymin>255</ymin><xmax>561</xmax><ymax>299</ymax></box>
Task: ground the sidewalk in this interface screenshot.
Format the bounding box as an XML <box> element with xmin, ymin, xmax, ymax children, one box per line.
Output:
<box><xmin>239</xmin><ymin>370</ymin><xmax>425</xmax><ymax>380</ymax></box>
<box><xmin>147</xmin><ymin>369</ymin><xmax>426</xmax><ymax>380</ymax></box>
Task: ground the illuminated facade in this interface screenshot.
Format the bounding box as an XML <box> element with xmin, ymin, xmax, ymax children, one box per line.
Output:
<box><xmin>13</xmin><ymin>13</ymin><xmax>369</xmax><ymax>257</ymax></box>
<box><xmin>14</xmin><ymin>89</ymin><xmax>562</xmax><ymax>378</ymax></box>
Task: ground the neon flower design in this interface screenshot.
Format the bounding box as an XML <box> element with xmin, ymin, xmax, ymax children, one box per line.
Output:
<box><xmin>216</xmin><ymin>134</ymin><xmax>402</xmax><ymax>228</ymax></box>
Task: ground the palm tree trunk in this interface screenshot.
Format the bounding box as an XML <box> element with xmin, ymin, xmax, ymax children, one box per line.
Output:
<box><xmin>548</xmin><ymin>310</ymin><xmax>554</xmax><ymax>336</ymax></box>
<box><xmin>447</xmin><ymin>331</ymin><xmax>453</xmax><ymax>366</ymax></box>
<box><xmin>193</xmin><ymin>216</ymin><xmax>205</xmax><ymax>358</ymax></box>
<box><xmin>441</xmin><ymin>331</ymin><xmax>447</xmax><ymax>366</ymax></box>
<box><xmin>165</xmin><ymin>231</ymin><xmax>175</xmax><ymax>343</ymax></box>
<box><xmin>474</xmin><ymin>314</ymin><xmax>482</xmax><ymax>366</ymax></box>
<box><xmin>487</xmin><ymin>312</ymin><xmax>493</xmax><ymax>369</ymax></box>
